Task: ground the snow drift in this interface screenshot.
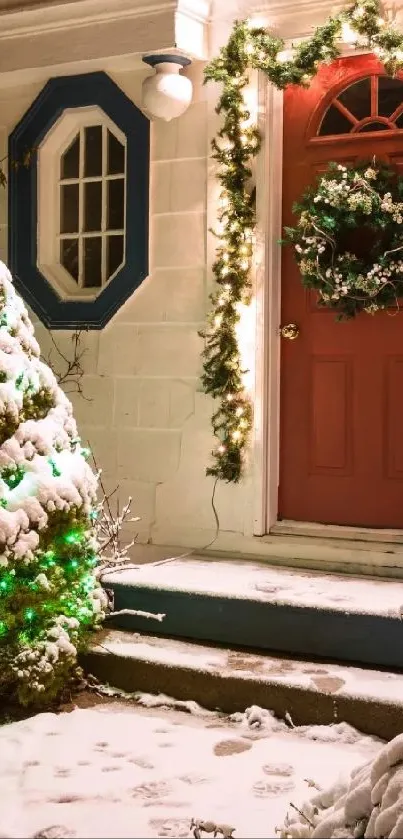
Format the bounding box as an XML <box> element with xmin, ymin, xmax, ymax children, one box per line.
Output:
<box><xmin>282</xmin><ymin>732</ymin><xmax>403</xmax><ymax>838</ymax></box>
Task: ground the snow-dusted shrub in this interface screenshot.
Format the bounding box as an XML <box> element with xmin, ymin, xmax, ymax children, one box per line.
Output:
<box><xmin>281</xmin><ymin>732</ymin><xmax>403</xmax><ymax>838</ymax></box>
<box><xmin>0</xmin><ymin>262</ymin><xmax>106</xmax><ymax>706</ymax></box>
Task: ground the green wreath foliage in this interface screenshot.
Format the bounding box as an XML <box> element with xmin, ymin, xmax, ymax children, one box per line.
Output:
<box><xmin>283</xmin><ymin>161</ymin><xmax>403</xmax><ymax>319</ymax></box>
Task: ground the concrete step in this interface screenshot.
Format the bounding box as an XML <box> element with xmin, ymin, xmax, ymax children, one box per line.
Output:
<box><xmin>82</xmin><ymin>629</ymin><xmax>403</xmax><ymax>741</ymax></box>
<box><xmin>102</xmin><ymin>558</ymin><xmax>403</xmax><ymax>669</ymax></box>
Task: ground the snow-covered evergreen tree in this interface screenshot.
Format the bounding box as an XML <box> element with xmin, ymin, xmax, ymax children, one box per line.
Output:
<box><xmin>0</xmin><ymin>262</ymin><xmax>106</xmax><ymax>706</ymax></box>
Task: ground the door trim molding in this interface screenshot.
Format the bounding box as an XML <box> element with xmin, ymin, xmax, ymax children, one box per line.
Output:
<box><xmin>253</xmin><ymin>76</ymin><xmax>283</xmax><ymax>535</ymax></box>
<box><xmin>271</xmin><ymin>519</ymin><xmax>403</xmax><ymax>544</ymax></box>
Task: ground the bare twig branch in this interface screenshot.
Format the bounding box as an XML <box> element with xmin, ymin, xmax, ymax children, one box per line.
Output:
<box><xmin>42</xmin><ymin>329</ymin><xmax>91</xmax><ymax>399</ymax></box>
<box><xmin>90</xmin><ymin>448</ymin><xmax>140</xmax><ymax>576</ymax></box>
<box><xmin>288</xmin><ymin>804</ymin><xmax>315</xmax><ymax>829</ymax></box>
<box><xmin>105</xmin><ymin>609</ymin><xmax>165</xmax><ymax>621</ymax></box>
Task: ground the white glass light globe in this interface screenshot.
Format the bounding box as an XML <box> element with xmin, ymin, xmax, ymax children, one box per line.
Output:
<box><xmin>142</xmin><ymin>55</ymin><xmax>193</xmax><ymax>122</ymax></box>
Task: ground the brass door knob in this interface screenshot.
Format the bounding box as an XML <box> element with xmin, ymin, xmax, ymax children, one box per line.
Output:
<box><xmin>280</xmin><ymin>323</ymin><xmax>299</xmax><ymax>340</ymax></box>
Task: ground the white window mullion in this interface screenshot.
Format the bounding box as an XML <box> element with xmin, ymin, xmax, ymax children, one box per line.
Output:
<box><xmin>101</xmin><ymin>124</ymin><xmax>107</xmax><ymax>286</ymax></box>
<box><xmin>78</xmin><ymin>126</ymin><xmax>85</xmax><ymax>288</ymax></box>
<box><xmin>123</xmin><ymin>142</ymin><xmax>127</xmax><ymax>261</ymax></box>
<box><xmin>39</xmin><ymin>108</ymin><xmax>128</xmax><ymax>301</ymax></box>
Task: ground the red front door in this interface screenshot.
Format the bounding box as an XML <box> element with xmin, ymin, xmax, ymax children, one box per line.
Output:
<box><xmin>279</xmin><ymin>56</ymin><xmax>403</xmax><ymax>527</ymax></box>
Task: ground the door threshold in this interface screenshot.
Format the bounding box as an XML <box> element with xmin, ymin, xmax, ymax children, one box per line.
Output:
<box><xmin>270</xmin><ymin>519</ymin><xmax>403</xmax><ymax>545</ymax></box>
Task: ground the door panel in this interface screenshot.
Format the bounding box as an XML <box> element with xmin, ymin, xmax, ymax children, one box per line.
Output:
<box><xmin>309</xmin><ymin>356</ymin><xmax>353</xmax><ymax>475</ymax></box>
<box><xmin>279</xmin><ymin>56</ymin><xmax>403</xmax><ymax>527</ymax></box>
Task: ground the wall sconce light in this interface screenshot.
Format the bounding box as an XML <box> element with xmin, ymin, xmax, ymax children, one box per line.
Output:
<box><xmin>142</xmin><ymin>54</ymin><xmax>193</xmax><ymax>121</ymax></box>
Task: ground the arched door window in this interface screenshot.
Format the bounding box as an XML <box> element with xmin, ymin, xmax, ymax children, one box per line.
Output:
<box><xmin>318</xmin><ymin>75</ymin><xmax>403</xmax><ymax>136</ymax></box>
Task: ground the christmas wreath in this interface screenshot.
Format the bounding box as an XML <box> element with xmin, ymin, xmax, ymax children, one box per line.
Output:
<box><xmin>284</xmin><ymin>160</ymin><xmax>403</xmax><ymax>319</ymax></box>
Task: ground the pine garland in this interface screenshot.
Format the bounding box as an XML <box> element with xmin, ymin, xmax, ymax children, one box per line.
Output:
<box><xmin>202</xmin><ymin>0</ymin><xmax>403</xmax><ymax>483</ymax></box>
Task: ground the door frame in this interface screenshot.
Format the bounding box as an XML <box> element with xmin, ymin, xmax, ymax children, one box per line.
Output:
<box><xmin>253</xmin><ymin>73</ymin><xmax>284</xmax><ymax>534</ymax></box>
<box><xmin>254</xmin><ymin>51</ymin><xmax>370</xmax><ymax>534</ymax></box>
<box><xmin>252</xmin><ymin>73</ymin><xmax>283</xmax><ymax>536</ymax></box>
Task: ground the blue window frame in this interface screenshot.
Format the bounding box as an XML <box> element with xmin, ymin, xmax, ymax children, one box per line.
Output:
<box><xmin>9</xmin><ymin>71</ymin><xmax>150</xmax><ymax>329</ymax></box>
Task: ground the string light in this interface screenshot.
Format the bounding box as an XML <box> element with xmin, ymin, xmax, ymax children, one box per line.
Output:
<box><xmin>277</xmin><ymin>49</ymin><xmax>294</xmax><ymax>63</ymax></box>
<box><xmin>64</xmin><ymin>530</ymin><xmax>82</xmax><ymax>545</ymax></box>
<box><xmin>48</xmin><ymin>458</ymin><xmax>61</xmax><ymax>478</ymax></box>
<box><xmin>341</xmin><ymin>21</ymin><xmax>357</xmax><ymax>43</ymax></box>
<box><xmin>202</xmin><ymin>0</ymin><xmax>401</xmax><ymax>483</ymax></box>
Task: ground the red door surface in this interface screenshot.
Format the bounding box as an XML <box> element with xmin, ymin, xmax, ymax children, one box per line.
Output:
<box><xmin>279</xmin><ymin>55</ymin><xmax>403</xmax><ymax>527</ymax></box>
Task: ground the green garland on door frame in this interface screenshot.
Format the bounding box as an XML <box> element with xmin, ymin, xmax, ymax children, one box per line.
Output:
<box><xmin>201</xmin><ymin>0</ymin><xmax>403</xmax><ymax>483</ymax></box>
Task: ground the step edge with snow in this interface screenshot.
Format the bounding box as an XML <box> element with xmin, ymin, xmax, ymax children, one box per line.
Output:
<box><xmin>105</xmin><ymin>583</ymin><xmax>403</xmax><ymax>668</ymax></box>
<box><xmin>81</xmin><ymin>644</ymin><xmax>403</xmax><ymax>741</ymax></box>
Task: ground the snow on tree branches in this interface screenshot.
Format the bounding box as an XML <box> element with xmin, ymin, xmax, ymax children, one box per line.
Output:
<box><xmin>0</xmin><ymin>261</ymin><xmax>107</xmax><ymax>706</ymax></box>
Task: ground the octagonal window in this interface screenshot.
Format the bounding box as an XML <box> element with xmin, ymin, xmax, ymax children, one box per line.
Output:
<box><xmin>8</xmin><ymin>72</ymin><xmax>149</xmax><ymax>329</ymax></box>
<box><xmin>38</xmin><ymin>108</ymin><xmax>127</xmax><ymax>301</ymax></box>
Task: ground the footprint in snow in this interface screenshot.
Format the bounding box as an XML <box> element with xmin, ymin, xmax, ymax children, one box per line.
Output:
<box><xmin>262</xmin><ymin>763</ymin><xmax>294</xmax><ymax>777</ymax></box>
<box><xmin>128</xmin><ymin>756</ymin><xmax>154</xmax><ymax>769</ymax></box>
<box><xmin>54</xmin><ymin>768</ymin><xmax>70</xmax><ymax>778</ymax></box>
<box><xmin>148</xmin><ymin>818</ymin><xmax>191</xmax><ymax>837</ymax></box>
<box><xmin>33</xmin><ymin>828</ymin><xmax>76</xmax><ymax>838</ymax></box>
<box><xmin>131</xmin><ymin>780</ymin><xmax>172</xmax><ymax>800</ymax></box>
<box><xmin>179</xmin><ymin>773</ymin><xmax>209</xmax><ymax>785</ymax></box>
<box><xmin>253</xmin><ymin>778</ymin><xmax>295</xmax><ymax>797</ymax></box>
<box><xmin>214</xmin><ymin>739</ymin><xmax>252</xmax><ymax>756</ymax></box>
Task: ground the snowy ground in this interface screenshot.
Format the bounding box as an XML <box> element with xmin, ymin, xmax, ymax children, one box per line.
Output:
<box><xmin>0</xmin><ymin>695</ymin><xmax>382</xmax><ymax>839</ymax></box>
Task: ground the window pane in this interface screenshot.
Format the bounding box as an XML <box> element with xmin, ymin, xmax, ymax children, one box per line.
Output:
<box><xmin>60</xmin><ymin>238</ymin><xmax>79</xmax><ymax>282</ymax></box>
<box><xmin>358</xmin><ymin>121</ymin><xmax>389</xmax><ymax>132</ymax></box>
<box><xmin>107</xmin><ymin>130</ymin><xmax>125</xmax><ymax>175</ymax></box>
<box><xmin>60</xmin><ymin>183</ymin><xmax>79</xmax><ymax>233</ymax></box>
<box><xmin>83</xmin><ymin>237</ymin><xmax>102</xmax><ymax>287</ymax></box>
<box><xmin>107</xmin><ymin>235</ymin><xmax>124</xmax><ymax>279</ymax></box>
<box><xmin>338</xmin><ymin>78</ymin><xmax>371</xmax><ymax>120</ymax></box>
<box><xmin>378</xmin><ymin>76</ymin><xmax>403</xmax><ymax>117</ymax></box>
<box><xmin>319</xmin><ymin>105</ymin><xmax>354</xmax><ymax>136</ymax></box>
<box><xmin>84</xmin><ymin>181</ymin><xmax>102</xmax><ymax>232</ymax></box>
<box><xmin>107</xmin><ymin>178</ymin><xmax>124</xmax><ymax>229</ymax></box>
<box><xmin>60</xmin><ymin>134</ymin><xmax>79</xmax><ymax>180</ymax></box>
<box><xmin>84</xmin><ymin>126</ymin><xmax>102</xmax><ymax>177</ymax></box>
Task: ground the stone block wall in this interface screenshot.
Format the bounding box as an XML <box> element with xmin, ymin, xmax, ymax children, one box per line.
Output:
<box><xmin>0</xmin><ymin>60</ymin><xmax>252</xmax><ymax>550</ymax></box>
